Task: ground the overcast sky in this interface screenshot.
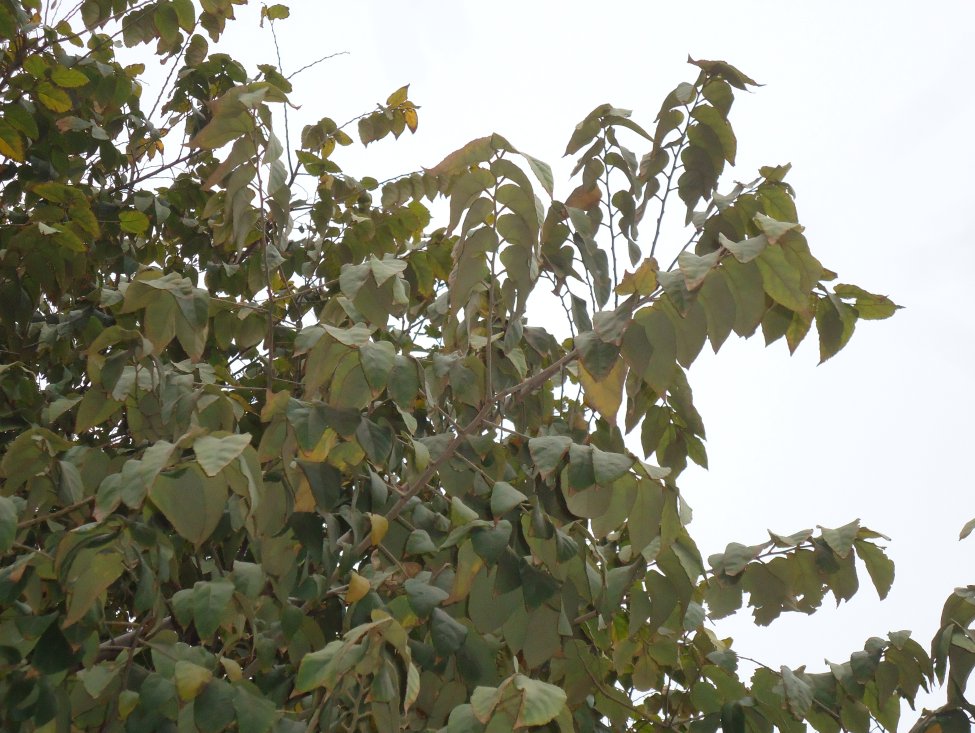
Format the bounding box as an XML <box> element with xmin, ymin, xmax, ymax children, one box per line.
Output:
<box><xmin>192</xmin><ymin>0</ymin><xmax>975</xmax><ymax>704</ymax></box>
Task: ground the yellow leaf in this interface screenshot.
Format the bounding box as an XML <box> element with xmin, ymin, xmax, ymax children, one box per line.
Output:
<box><xmin>293</xmin><ymin>476</ymin><xmax>316</xmax><ymax>512</ymax></box>
<box><xmin>174</xmin><ymin>660</ymin><xmax>213</xmax><ymax>701</ymax></box>
<box><xmin>386</xmin><ymin>84</ymin><xmax>409</xmax><ymax>106</ymax></box>
<box><xmin>117</xmin><ymin>691</ymin><xmax>139</xmax><ymax>720</ymax></box>
<box><xmin>298</xmin><ymin>427</ymin><xmax>337</xmax><ymax>462</ymax></box>
<box><xmin>220</xmin><ymin>657</ymin><xmax>243</xmax><ymax>681</ymax></box>
<box><xmin>0</xmin><ymin>122</ymin><xmax>25</xmax><ymax>162</ymax></box>
<box><xmin>368</xmin><ymin>513</ymin><xmax>389</xmax><ymax>545</ymax></box>
<box><xmin>36</xmin><ymin>82</ymin><xmax>72</xmax><ymax>113</ymax></box>
<box><xmin>260</xmin><ymin>389</ymin><xmax>291</xmax><ymax>421</ymax></box>
<box><xmin>403</xmin><ymin>106</ymin><xmax>418</xmax><ymax>134</ymax></box>
<box><xmin>616</xmin><ymin>257</ymin><xmax>659</xmax><ymax>296</ymax></box>
<box><xmin>445</xmin><ymin>542</ymin><xmax>483</xmax><ymax>604</ymax></box>
<box><xmin>345</xmin><ymin>571</ymin><xmax>370</xmax><ymax>604</ymax></box>
<box><xmin>578</xmin><ymin>359</ymin><xmax>626</xmax><ymax>420</ymax></box>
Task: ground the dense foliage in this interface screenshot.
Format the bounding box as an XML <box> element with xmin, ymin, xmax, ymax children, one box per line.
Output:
<box><xmin>1</xmin><ymin>2</ymin><xmax>971</xmax><ymax>732</ymax></box>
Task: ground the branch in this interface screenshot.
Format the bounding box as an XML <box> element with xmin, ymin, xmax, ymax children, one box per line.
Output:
<box><xmin>95</xmin><ymin>616</ymin><xmax>172</xmax><ymax>663</ymax></box>
<box><xmin>17</xmin><ymin>495</ymin><xmax>95</xmax><ymax>529</ymax></box>
<box><xmin>338</xmin><ymin>346</ymin><xmax>582</xmax><ymax>567</ymax></box>
<box><xmin>649</xmin><ymin>94</ymin><xmax>702</xmax><ymax>259</ymax></box>
<box><xmin>106</xmin><ymin>151</ymin><xmax>203</xmax><ymax>195</ymax></box>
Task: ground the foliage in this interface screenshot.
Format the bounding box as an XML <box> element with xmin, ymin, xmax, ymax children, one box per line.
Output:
<box><xmin>0</xmin><ymin>2</ymin><xmax>966</xmax><ymax>733</ymax></box>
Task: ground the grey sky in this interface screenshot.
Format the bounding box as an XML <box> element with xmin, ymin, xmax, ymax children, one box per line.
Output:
<box><xmin>202</xmin><ymin>0</ymin><xmax>975</xmax><ymax>703</ymax></box>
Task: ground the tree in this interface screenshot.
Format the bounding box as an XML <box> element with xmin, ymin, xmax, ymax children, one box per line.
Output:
<box><xmin>0</xmin><ymin>1</ymin><xmax>969</xmax><ymax>732</ymax></box>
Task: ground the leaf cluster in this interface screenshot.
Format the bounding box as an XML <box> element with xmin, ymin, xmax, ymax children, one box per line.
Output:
<box><xmin>0</xmin><ymin>3</ymin><xmax>958</xmax><ymax>733</ymax></box>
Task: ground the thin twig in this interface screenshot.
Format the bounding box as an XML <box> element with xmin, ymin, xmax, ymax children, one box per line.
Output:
<box><xmin>287</xmin><ymin>51</ymin><xmax>349</xmax><ymax>81</ymax></box>
<box><xmin>269</xmin><ymin>20</ymin><xmax>294</xmax><ymax>181</ymax></box>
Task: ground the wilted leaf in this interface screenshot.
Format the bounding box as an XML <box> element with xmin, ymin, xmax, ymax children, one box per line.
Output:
<box><xmin>780</xmin><ymin>666</ymin><xmax>813</xmax><ymax>718</ymax></box>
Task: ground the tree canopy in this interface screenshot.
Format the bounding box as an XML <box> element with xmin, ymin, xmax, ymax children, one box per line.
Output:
<box><xmin>1</xmin><ymin>2</ymin><xmax>971</xmax><ymax>733</ymax></box>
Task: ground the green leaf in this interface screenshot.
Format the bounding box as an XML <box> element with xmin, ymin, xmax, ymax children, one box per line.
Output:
<box><xmin>95</xmin><ymin>440</ymin><xmax>177</xmax><ymax>519</ymax></box>
<box><xmin>427</xmin><ymin>135</ymin><xmax>497</xmax><ymax>176</ymax></box>
<box><xmin>834</xmin><ymin>283</ymin><xmax>899</xmax><ymax>320</ymax></box>
<box><xmin>190</xmin><ymin>111</ymin><xmax>256</xmax><ymax>150</ymax></box>
<box><xmin>514</xmin><ymin>674</ymin><xmax>567</xmax><ymax>727</ymax></box>
<box><xmin>405</xmin><ymin>578</ymin><xmax>449</xmax><ymax>617</ymax></box>
<box><xmin>359</xmin><ymin>340</ymin><xmax>395</xmax><ymax>391</ymax></box>
<box><xmin>144</xmin><ymin>294</ymin><xmax>176</xmax><ymax>352</ymax></box>
<box><xmin>691</xmin><ymin>105</ymin><xmax>737</xmax><ymax>164</ymax></box>
<box><xmin>756</xmin><ymin>245</ymin><xmax>808</xmax><ymax>313</ymax></box>
<box><xmin>51</xmin><ymin>65</ymin><xmax>89</xmax><ymax>88</ymax></box>
<box><xmin>441</xmin><ymin>704</ymin><xmax>483</xmax><ymax>733</ymax></box>
<box><xmin>118</xmin><ymin>210</ymin><xmax>150</xmax><ymax>234</ymax></box>
<box><xmin>64</xmin><ymin>548</ymin><xmax>124</xmax><ymax>626</ymax></box>
<box><xmin>149</xmin><ymin>465</ymin><xmax>228</xmax><ymax>545</ymax></box>
<box><xmin>816</xmin><ymin>295</ymin><xmax>857</xmax><ymax>363</ymax></box>
<box><xmin>194</xmin><ymin>679</ymin><xmax>236</xmax><ymax>730</ymax></box>
<box><xmin>471</xmin><ymin>521</ymin><xmax>512</xmax><ymax>563</ymax></box>
<box><xmin>431</xmin><ymin>608</ymin><xmax>468</xmax><ymax>655</ymax></box>
<box><xmin>854</xmin><ymin>540</ymin><xmax>894</xmax><ymax>600</ymax></box>
<box><xmin>79</xmin><ymin>662</ymin><xmax>121</xmax><ymax>699</ymax></box>
<box><xmin>192</xmin><ymin>578</ymin><xmax>235</xmax><ymax>639</ymax></box>
<box><xmin>689</xmin><ymin>57</ymin><xmax>758</xmax><ymax>89</ymax></box>
<box><xmin>591</xmin><ymin>447</ymin><xmax>632</xmax><ymax>485</ymax></box>
<box><xmin>233</xmin><ymin>687</ymin><xmax>279</xmax><ymax>733</ymax></box>
<box><xmin>33</xmin><ymin>622</ymin><xmax>78</xmax><ymax>673</ymax></box>
<box><xmin>172</xmin><ymin>0</ymin><xmax>196</xmax><ymax>30</ymax></box>
<box><xmin>75</xmin><ymin>389</ymin><xmax>121</xmax><ymax>433</ymax></box>
<box><xmin>174</xmin><ymin>660</ymin><xmax>213</xmax><ymax>701</ymax></box>
<box><xmin>723</xmin><ymin>259</ymin><xmax>766</xmax><ymax>337</ymax></box>
<box><xmin>961</xmin><ymin>518</ymin><xmax>975</xmax><ymax>541</ymax></box>
<box><xmin>528</xmin><ymin>436</ymin><xmax>572</xmax><ymax>479</ymax></box>
<box><xmin>821</xmin><ymin>519</ymin><xmax>860</xmax><ymax>559</ymax></box>
<box><xmin>194</xmin><ymin>433</ymin><xmax>252</xmax><ymax>476</ymax></box>
<box><xmin>406</xmin><ymin>529</ymin><xmax>437</xmax><ymax>555</ymax></box>
<box><xmin>186</xmin><ymin>33</ymin><xmax>208</xmax><ymax>65</ymax></box>
<box><xmin>490</xmin><ymin>482</ymin><xmax>527</xmax><ymax>517</ymax></box>
<box><xmin>447</xmin><ymin>167</ymin><xmax>497</xmax><ymax>234</ymax></box>
<box><xmin>721</xmin><ymin>702</ymin><xmax>745</xmax><ymax>733</ymax></box>
<box><xmin>709</xmin><ymin>542</ymin><xmax>763</xmax><ymax>577</ymax></box>
<box><xmin>295</xmin><ymin>641</ymin><xmax>344</xmax><ymax>692</ymax></box>
<box><xmin>356</xmin><ymin>419</ymin><xmax>393</xmax><ymax>464</ymax></box>
<box><xmin>622</xmin><ymin>308</ymin><xmax>677</xmax><ymax>394</ymax></box>
<box><xmin>0</xmin><ymin>495</ymin><xmax>17</xmax><ymax>552</ymax></box>
<box><xmin>153</xmin><ymin>3</ymin><xmax>180</xmax><ymax>42</ymax></box>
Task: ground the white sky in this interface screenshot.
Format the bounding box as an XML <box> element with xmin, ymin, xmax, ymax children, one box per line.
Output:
<box><xmin>177</xmin><ymin>0</ymin><xmax>975</xmax><ymax>706</ymax></box>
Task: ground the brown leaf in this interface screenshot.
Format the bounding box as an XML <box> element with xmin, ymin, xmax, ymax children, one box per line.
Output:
<box><xmin>565</xmin><ymin>184</ymin><xmax>601</xmax><ymax>211</ymax></box>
